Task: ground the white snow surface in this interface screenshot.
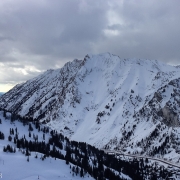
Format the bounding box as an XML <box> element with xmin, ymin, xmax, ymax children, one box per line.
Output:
<box><xmin>0</xmin><ymin>112</ymin><xmax>94</xmax><ymax>180</ymax></box>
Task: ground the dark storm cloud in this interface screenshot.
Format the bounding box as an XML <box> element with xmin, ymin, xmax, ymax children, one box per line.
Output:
<box><xmin>0</xmin><ymin>0</ymin><xmax>180</xmax><ymax>91</ymax></box>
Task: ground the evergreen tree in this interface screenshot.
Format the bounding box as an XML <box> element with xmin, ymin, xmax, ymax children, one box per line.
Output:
<box><xmin>28</xmin><ymin>123</ymin><xmax>33</xmax><ymax>131</ymax></box>
<box><xmin>76</xmin><ymin>166</ymin><xmax>79</xmax><ymax>176</ymax></box>
<box><xmin>3</xmin><ymin>111</ymin><xmax>6</xmax><ymax>118</ymax></box>
<box><xmin>3</xmin><ymin>146</ymin><xmax>6</xmax><ymax>152</ymax></box>
<box><xmin>29</xmin><ymin>132</ymin><xmax>31</xmax><ymax>138</ymax></box>
<box><xmin>0</xmin><ymin>132</ymin><xmax>5</xmax><ymax>139</ymax></box>
<box><xmin>14</xmin><ymin>137</ymin><xmax>17</xmax><ymax>144</ymax></box>
<box><xmin>8</xmin><ymin>135</ymin><xmax>12</xmax><ymax>141</ymax></box>
<box><xmin>80</xmin><ymin>168</ymin><xmax>84</xmax><ymax>177</ymax></box>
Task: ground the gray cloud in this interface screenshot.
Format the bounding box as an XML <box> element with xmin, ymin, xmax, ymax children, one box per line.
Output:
<box><xmin>0</xmin><ymin>0</ymin><xmax>180</xmax><ymax>91</ymax></box>
<box><xmin>92</xmin><ymin>0</ymin><xmax>180</xmax><ymax>65</ymax></box>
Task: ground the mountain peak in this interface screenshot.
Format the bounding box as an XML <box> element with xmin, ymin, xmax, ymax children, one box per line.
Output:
<box><xmin>1</xmin><ymin>53</ymin><xmax>180</xmax><ymax>163</ymax></box>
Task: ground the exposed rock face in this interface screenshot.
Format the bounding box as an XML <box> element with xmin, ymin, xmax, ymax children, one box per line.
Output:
<box><xmin>162</xmin><ymin>105</ymin><xmax>179</xmax><ymax>127</ymax></box>
<box><xmin>137</xmin><ymin>77</ymin><xmax>180</xmax><ymax>128</ymax></box>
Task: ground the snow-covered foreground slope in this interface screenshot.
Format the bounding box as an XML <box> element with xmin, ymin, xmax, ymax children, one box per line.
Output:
<box><xmin>0</xmin><ymin>112</ymin><xmax>94</xmax><ymax>180</ymax></box>
<box><xmin>0</xmin><ymin>152</ymin><xmax>89</xmax><ymax>180</ymax></box>
<box><xmin>1</xmin><ymin>53</ymin><xmax>180</xmax><ymax>165</ymax></box>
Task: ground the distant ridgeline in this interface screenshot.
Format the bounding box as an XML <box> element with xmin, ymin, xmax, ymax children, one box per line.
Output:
<box><xmin>0</xmin><ymin>93</ymin><xmax>4</xmax><ymax>96</ymax></box>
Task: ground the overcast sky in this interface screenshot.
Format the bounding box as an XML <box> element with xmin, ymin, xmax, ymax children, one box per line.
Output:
<box><xmin>0</xmin><ymin>0</ymin><xmax>180</xmax><ymax>92</ymax></box>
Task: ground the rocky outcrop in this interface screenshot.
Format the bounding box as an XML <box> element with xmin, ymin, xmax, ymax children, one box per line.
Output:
<box><xmin>162</xmin><ymin>104</ymin><xmax>179</xmax><ymax>127</ymax></box>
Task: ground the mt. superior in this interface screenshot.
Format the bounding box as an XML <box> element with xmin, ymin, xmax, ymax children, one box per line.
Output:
<box><xmin>1</xmin><ymin>53</ymin><xmax>180</xmax><ymax>164</ymax></box>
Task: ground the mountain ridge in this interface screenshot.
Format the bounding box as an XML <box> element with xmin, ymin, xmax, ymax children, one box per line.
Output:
<box><xmin>1</xmin><ymin>53</ymin><xmax>180</xmax><ymax>165</ymax></box>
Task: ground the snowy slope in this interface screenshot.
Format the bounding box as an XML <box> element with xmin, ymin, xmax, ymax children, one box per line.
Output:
<box><xmin>0</xmin><ymin>152</ymin><xmax>91</xmax><ymax>180</ymax></box>
<box><xmin>0</xmin><ymin>112</ymin><xmax>94</xmax><ymax>180</ymax></box>
<box><xmin>1</xmin><ymin>53</ymin><xmax>180</xmax><ymax>164</ymax></box>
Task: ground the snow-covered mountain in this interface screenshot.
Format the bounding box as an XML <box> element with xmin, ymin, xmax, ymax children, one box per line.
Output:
<box><xmin>1</xmin><ymin>53</ymin><xmax>180</xmax><ymax>164</ymax></box>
